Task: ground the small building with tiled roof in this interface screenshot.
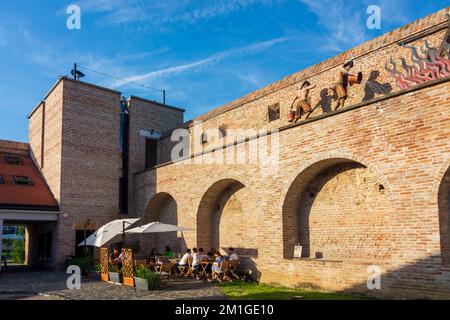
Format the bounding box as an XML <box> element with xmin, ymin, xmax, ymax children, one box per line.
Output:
<box><xmin>0</xmin><ymin>140</ymin><xmax>59</xmax><ymax>269</ymax></box>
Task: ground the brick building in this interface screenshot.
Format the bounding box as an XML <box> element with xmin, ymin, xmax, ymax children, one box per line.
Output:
<box><xmin>0</xmin><ymin>8</ymin><xmax>449</xmax><ymax>298</ymax></box>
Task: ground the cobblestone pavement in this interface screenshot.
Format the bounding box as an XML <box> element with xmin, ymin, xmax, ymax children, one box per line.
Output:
<box><xmin>0</xmin><ymin>271</ymin><xmax>226</xmax><ymax>300</ymax></box>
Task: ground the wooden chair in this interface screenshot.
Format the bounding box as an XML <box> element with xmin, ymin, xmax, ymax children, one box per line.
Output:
<box><xmin>178</xmin><ymin>257</ymin><xmax>193</xmax><ymax>278</ymax></box>
<box><xmin>228</xmin><ymin>259</ymin><xmax>240</xmax><ymax>280</ymax></box>
<box><xmin>213</xmin><ymin>260</ymin><xmax>231</xmax><ymax>283</ymax></box>
<box><xmin>157</xmin><ymin>263</ymin><xmax>173</xmax><ymax>287</ymax></box>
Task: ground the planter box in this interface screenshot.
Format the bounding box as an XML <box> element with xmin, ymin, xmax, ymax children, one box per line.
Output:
<box><xmin>108</xmin><ymin>272</ymin><xmax>123</xmax><ymax>284</ymax></box>
<box><xmin>100</xmin><ymin>272</ymin><xmax>109</xmax><ymax>282</ymax></box>
<box><xmin>134</xmin><ymin>277</ymin><xmax>160</xmax><ymax>291</ymax></box>
<box><xmin>89</xmin><ymin>271</ymin><xmax>100</xmax><ymax>281</ymax></box>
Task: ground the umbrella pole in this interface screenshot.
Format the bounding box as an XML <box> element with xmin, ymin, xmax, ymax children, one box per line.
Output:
<box><xmin>122</xmin><ymin>221</ymin><xmax>126</xmax><ymax>247</ymax></box>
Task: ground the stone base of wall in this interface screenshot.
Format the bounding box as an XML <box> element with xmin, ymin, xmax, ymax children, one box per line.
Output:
<box><xmin>255</xmin><ymin>258</ymin><xmax>450</xmax><ymax>299</ymax></box>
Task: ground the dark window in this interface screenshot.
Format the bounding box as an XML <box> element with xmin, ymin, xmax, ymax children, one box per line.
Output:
<box><xmin>38</xmin><ymin>231</ymin><xmax>53</xmax><ymax>262</ymax></box>
<box><xmin>201</xmin><ymin>133</ymin><xmax>208</xmax><ymax>145</ymax></box>
<box><xmin>268</xmin><ymin>103</ymin><xmax>280</xmax><ymax>122</ymax></box>
<box><xmin>5</xmin><ymin>156</ymin><xmax>23</xmax><ymax>165</ymax></box>
<box><xmin>0</xmin><ymin>174</ymin><xmax>4</xmax><ymax>184</ymax></box>
<box><xmin>145</xmin><ymin>139</ymin><xmax>158</xmax><ymax>169</ymax></box>
<box><xmin>13</xmin><ymin>176</ymin><xmax>33</xmax><ymax>186</ymax></box>
<box><xmin>219</xmin><ymin>124</ymin><xmax>227</xmax><ymax>137</ymax></box>
<box><xmin>75</xmin><ymin>230</ymin><xmax>94</xmax><ymax>257</ymax></box>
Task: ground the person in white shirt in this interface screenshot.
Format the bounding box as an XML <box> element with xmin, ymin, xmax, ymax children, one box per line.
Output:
<box><xmin>192</xmin><ymin>248</ymin><xmax>205</xmax><ymax>276</ymax></box>
<box><xmin>228</xmin><ymin>247</ymin><xmax>238</xmax><ymax>260</ymax></box>
<box><xmin>178</xmin><ymin>249</ymin><xmax>192</xmax><ymax>266</ymax></box>
<box><xmin>192</xmin><ymin>248</ymin><xmax>204</xmax><ymax>267</ymax></box>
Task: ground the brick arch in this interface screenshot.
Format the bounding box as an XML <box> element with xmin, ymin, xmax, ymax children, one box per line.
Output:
<box><xmin>282</xmin><ymin>157</ymin><xmax>391</xmax><ymax>261</ymax></box>
<box><xmin>438</xmin><ymin>165</ymin><xmax>450</xmax><ymax>265</ymax></box>
<box><xmin>196</xmin><ymin>178</ymin><xmax>256</xmax><ymax>254</ymax></box>
<box><xmin>141</xmin><ymin>192</ymin><xmax>180</xmax><ymax>254</ymax></box>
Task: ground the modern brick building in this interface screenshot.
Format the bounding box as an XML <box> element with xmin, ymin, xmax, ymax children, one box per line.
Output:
<box><xmin>1</xmin><ymin>8</ymin><xmax>449</xmax><ymax>298</ymax></box>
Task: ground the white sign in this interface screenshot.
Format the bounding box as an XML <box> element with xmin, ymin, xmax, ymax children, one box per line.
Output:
<box><xmin>293</xmin><ymin>245</ymin><xmax>303</xmax><ymax>258</ymax></box>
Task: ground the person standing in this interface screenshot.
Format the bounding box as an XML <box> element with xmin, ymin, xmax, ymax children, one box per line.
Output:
<box><xmin>290</xmin><ymin>80</ymin><xmax>316</xmax><ymax>122</ymax></box>
<box><xmin>333</xmin><ymin>60</ymin><xmax>354</xmax><ymax>111</ymax></box>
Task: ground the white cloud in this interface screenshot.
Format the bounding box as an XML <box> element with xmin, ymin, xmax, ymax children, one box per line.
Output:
<box><xmin>75</xmin><ymin>0</ymin><xmax>279</xmax><ymax>26</ymax></box>
<box><xmin>299</xmin><ymin>0</ymin><xmax>369</xmax><ymax>49</ymax></box>
<box><xmin>112</xmin><ymin>36</ymin><xmax>295</xmax><ymax>87</ymax></box>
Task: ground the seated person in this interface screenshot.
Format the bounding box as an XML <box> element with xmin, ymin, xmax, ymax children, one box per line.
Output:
<box><xmin>178</xmin><ymin>249</ymin><xmax>192</xmax><ymax>268</ymax></box>
<box><xmin>211</xmin><ymin>251</ymin><xmax>223</xmax><ymax>272</ymax></box>
<box><xmin>109</xmin><ymin>247</ymin><xmax>122</xmax><ymax>270</ymax></box>
<box><xmin>204</xmin><ymin>251</ymin><xmax>213</xmax><ymax>273</ymax></box>
<box><xmin>192</xmin><ymin>248</ymin><xmax>204</xmax><ymax>274</ymax></box>
<box><xmin>228</xmin><ymin>247</ymin><xmax>239</xmax><ymax>261</ymax></box>
<box><xmin>165</xmin><ymin>245</ymin><xmax>174</xmax><ymax>258</ymax></box>
<box><xmin>148</xmin><ymin>248</ymin><xmax>157</xmax><ymax>263</ymax></box>
<box><xmin>210</xmin><ymin>251</ymin><xmax>224</xmax><ymax>281</ymax></box>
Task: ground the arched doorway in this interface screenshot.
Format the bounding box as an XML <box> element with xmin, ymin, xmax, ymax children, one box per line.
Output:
<box><xmin>438</xmin><ymin>166</ymin><xmax>450</xmax><ymax>265</ymax></box>
<box><xmin>141</xmin><ymin>192</ymin><xmax>179</xmax><ymax>255</ymax></box>
<box><xmin>282</xmin><ymin>158</ymin><xmax>390</xmax><ymax>262</ymax></box>
<box><xmin>197</xmin><ymin>179</ymin><xmax>257</xmax><ymax>256</ymax></box>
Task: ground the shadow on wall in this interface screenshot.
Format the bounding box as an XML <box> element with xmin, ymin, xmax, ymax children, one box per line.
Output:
<box><xmin>330</xmin><ymin>254</ymin><xmax>450</xmax><ymax>299</ymax></box>
<box><xmin>313</xmin><ymin>88</ymin><xmax>335</xmax><ymax>114</ymax></box>
<box><xmin>363</xmin><ymin>70</ymin><xmax>393</xmax><ymax>102</ymax></box>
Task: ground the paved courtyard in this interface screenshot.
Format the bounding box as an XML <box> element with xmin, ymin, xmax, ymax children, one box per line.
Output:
<box><xmin>0</xmin><ymin>271</ymin><xmax>225</xmax><ymax>300</ymax></box>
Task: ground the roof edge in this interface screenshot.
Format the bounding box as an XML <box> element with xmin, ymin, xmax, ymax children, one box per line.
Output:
<box><xmin>129</xmin><ymin>95</ymin><xmax>186</xmax><ymax>112</ymax></box>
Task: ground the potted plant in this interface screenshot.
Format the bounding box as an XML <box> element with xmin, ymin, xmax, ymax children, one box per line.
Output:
<box><xmin>89</xmin><ymin>263</ymin><xmax>100</xmax><ymax>280</ymax></box>
<box><xmin>108</xmin><ymin>264</ymin><xmax>123</xmax><ymax>284</ymax></box>
<box><xmin>70</xmin><ymin>256</ymin><xmax>94</xmax><ymax>277</ymax></box>
<box><xmin>134</xmin><ymin>265</ymin><xmax>161</xmax><ymax>291</ymax></box>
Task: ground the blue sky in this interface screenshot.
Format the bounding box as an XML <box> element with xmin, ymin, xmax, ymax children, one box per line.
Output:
<box><xmin>0</xmin><ymin>0</ymin><xmax>449</xmax><ymax>142</ymax></box>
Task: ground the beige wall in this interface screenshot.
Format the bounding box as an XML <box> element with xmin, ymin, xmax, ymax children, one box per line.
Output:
<box><xmin>155</xmin><ymin>8</ymin><xmax>449</xmax><ymax>161</ymax></box>
<box><xmin>128</xmin><ymin>97</ymin><xmax>184</xmax><ymax>215</ymax></box>
<box><xmin>135</xmin><ymin>78</ymin><xmax>450</xmax><ymax>298</ymax></box>
<box><xmin>29</xmin><ymin>79</ymin><xmax>123</xmax><ymax>267</ymax></box>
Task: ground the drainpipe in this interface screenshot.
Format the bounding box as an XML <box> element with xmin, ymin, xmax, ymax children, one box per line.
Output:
<box><xmin>119</xmin><ymin>97</ymin><xmax>129</xmax><ymax>214</ymax></box>
<box><xmin>0</xmin><ymin>219</ymin><xmax>3</xmax><ymax>272</ymax></box>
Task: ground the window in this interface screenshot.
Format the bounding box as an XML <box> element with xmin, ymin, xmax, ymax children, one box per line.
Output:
<box><xmin>219</xmin><ymin>124</ymin><xmax>227</xmax><ymax>137</ymax></box>
<box><xmin>5</xmin><ymin>156</ymin><xmax>23</xmax><ymax>165</ymax></box>
<box><xmin>145</xmin><ymin>139</ymin><xmax>158</xmax><ymax>169</ymax></box>
<box><xmin>200</xmin><ymin>133</ymin><xmax>208</xmax><ymax>145</ymax></box>
<box><xmin>0</xmin><ymin>174</ymin><xmax>4</xmax><ymax>184</ymax></box>
<box><xmin>13</xmin><ymin>176</ymin><xmax>33</xmax><ymax>186</ymax></box>
<box><xmin>267</xmin><ymin>103</ymin><xmax>280</xmax><ymax>122</ymax></box>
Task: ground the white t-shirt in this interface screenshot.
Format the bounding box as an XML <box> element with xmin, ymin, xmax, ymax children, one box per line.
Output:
<box><xmin>229</xmin><ymin>253</ymin><xmax>239</xmax><ymax>260</ymax></box>
<box><xmin>179</xmin><ymin>252</ymin><xmax>191</xmax><ymax>266</ymax></box>
<box><xmin>193</xmin><ymin>252</ymin><xmax>204</xmax><ymax>266</ymax></box>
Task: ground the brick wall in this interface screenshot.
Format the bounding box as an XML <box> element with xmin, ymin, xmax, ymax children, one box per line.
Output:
<box><xmin>153</xmin><ymin>8</ymin><xmax>449</xmax><ymax>159</ymax></box>
<box><xmin>128</xmin><ymin>97</ymin><xmax>184</xmax><ymax>215</ymax></box>
<box><xmin>29</xmin><ymin>78</ymin><xmax>123</xmax><ymax>267</ymax></box>
<box><xmin>135</xmin><ymin>77</ymin><xmax>450</xmax><ymax>298</ymax></box>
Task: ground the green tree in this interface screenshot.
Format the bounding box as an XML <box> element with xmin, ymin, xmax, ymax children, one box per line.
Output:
<box><xmin>12</xmin><ymin>226</ymin><xmax>25</xmax><ymax>264</ymax></box>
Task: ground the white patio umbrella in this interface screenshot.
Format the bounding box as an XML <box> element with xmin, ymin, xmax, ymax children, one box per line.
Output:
<box><xmin>77</xmin><ymin>218</ymin><xmax>140</xmax><ymax>247</ymax></box>
<box><xmin>125</xmin><ymin>221</ymin><xmax>194</xmax><ymax>234</ymax></box>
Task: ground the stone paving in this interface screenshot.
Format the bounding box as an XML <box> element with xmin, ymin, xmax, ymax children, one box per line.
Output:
<box><xmin>0</xmin><ymin>271</ymin><xmax>226</xmax><ymax>300</ymax></box>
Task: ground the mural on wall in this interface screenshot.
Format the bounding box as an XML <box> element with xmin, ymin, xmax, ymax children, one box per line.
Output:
<box><xmin>287</xmin><ymin>14</ymin><xmax>450</xmax><ymax>124</ymax></box>
<box><xmin>385</xmin><ymin>32</ymin><xmax>450</xmax><ymax>90</ymax></box>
